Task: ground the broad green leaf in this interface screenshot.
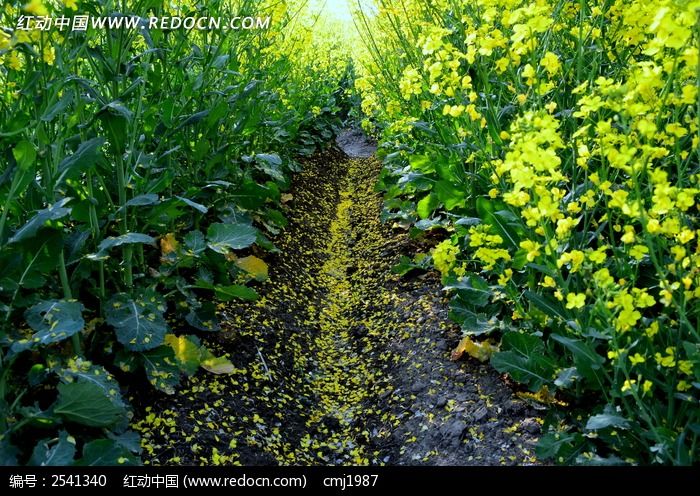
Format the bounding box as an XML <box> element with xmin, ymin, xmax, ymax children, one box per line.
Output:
<box><xmin>217</xmin><ymin>284</ymin><xmax>258</xmax><ymax>301</ymax></box>
<box><xmin>56</xmin><ymin>137</ymin><xmax>105</xmax><ymax>183</ymax></box>
<box><xmin>586</xmin><ymin>413</ymin><xmax>630</xmax><ymax>431</ymax></box>
<box><xmin>28</xmin><ymin>431</ymin><xmax>76</xmax><ymax>466</ymax></box>
<box><xmin>41</xmin><ymin>91</ymin><xmax>74</xmax><ymax>122</ymax></box>
<box><xmin>449</xmin><ymin>306</ymin><xmax>498</xmax><ymax>336</ymax></box>
<box><xmin>12</xmin><ymin>299</ymin><xmax>84</xmax><ymax>353</ymax></box>
<box><xmin>57</xmin><ymin>358</ymin><xmax>127</xmax><ymax>409</ymax></box>
<box><xmin>88</xmin><ymin>233</ymin><xmax>155</xmax><ymax>260</ymax></box>
<box><xmin>444</xmin><ymin>275</ymin><xmax>492</xmax><ymax>307</ymax></box>
<box><xmin>236</xmin><ymin>255</ymin><xmax>268</xmax><ymax>281</ymax></box>
<box><xmin>416</xmin><ymin>193</ymin><xmax>438</xmax><ymax>219</ymax></box>
<box><xmin>98</xmin><ymin>103</ymin><xmax>131</xmax><ymax>153</ymax></box>
<box><xmin>491</xmin><ymin>351</ymin><xmax>551</xmax><ymax>389</ymax></box>
<box><xmin>141</xmin><ymin>346</ymin><xmax>180</xmax><ymax>394</ymax></box>
<box><xmin>185</xmin><ymin>301</ymin><xmax>221</xmax><ymax>332</ymax></box>
<box><xmin>184</xmin><ymin>230</ymin><xmax>206</xmax><ymax>256</ymax></box>
<box><xmin>232</xmin><ymin>180</ymin><xmax>273</xmax><ymax>210</ymax></box>
<box><xmin>434</xmin><ymin>180</ymin><xmax>465</xmax><ymax>210</ymax></box>
<box><xmin>206</xmin><ymin>223</ymin><xmax>257</xmax><ymax>254</ymax></box>
<box><xmin>454</xmin><ymin>217</ymin><xmax>481</xmax><ymax>226</ymax></box>
<box><xmin>54</xmin><ymin>382</ymin><xmax>126</xmax><ymax>427</ymax></box>
<box><xmin>124</xmin><ymin>194</ymin><xmax>160</xmax><ymax>208</ymax></box>
<box><xmin>106</xmin><ymin>292</ymin><xmax>168</xmax><ymax>351</ymax></box>
<box><xmin>408</xmin><ymin>154</ymin><xmax>432</xmax><ymax>172</ymax></box>
<box><xmin>551</xmin><ymin>334</ymin><xmax>605</xmax><ymax>386</ymax></box>
<box><xmin>12</xmin><ymin>140</ymin><xmax>36</xmax><ymax>170</ymax></box>
<box><xmin>255</xmin><ymin>153</ymin><xmax>285</xmax><ymax>182</ymax></box>
<box><xmin>8</xmin><ymin>198</ymin><xmax>72</xmax><ymax>244</ymax></box>
<box><xmin>77</xmin><ymin>439</ymin><xmax>140</xmax><ymax>466</ymax></box>
<box><xmin>491</xmin><ymin>332</ymin><xmax>556</xmax><ymax>390</ymax></box>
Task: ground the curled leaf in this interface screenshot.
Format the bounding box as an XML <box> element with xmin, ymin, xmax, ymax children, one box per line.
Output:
<box><xmin>451</xmin><ymin>336</ymin><xmax>499</xmax><ymax>362</ymax></box>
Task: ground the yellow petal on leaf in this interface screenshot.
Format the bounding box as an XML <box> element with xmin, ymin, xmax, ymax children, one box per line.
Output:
<box><xmin>451</xmin><ymin>336</ymin><xmax>499</xmax><ymax>362</ymax></box>
<box><xmin>160</xmin><ymin>233</ymin><xmax>179</xmax><ymax>255</ymax></box>
<box><xmin>236</xmin><ymin>255</ymin><xmax>268</xmax><ymax>281</ymax></box>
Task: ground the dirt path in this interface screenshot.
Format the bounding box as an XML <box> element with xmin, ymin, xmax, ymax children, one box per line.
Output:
<box><xmin>131</xmin><ymin>133</ymin><xmax>540</xmax><ymax>465</ymax></box>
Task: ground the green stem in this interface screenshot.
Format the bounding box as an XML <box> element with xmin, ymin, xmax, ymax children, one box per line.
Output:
<box><xmin>58</xmin><ymin>251</ymin><xmax>81</xmax><ymax>356</ymax></box>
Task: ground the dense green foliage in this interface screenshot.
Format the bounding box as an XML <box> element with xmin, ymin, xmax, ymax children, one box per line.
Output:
<box><xmin>0</xmin><ymin>0</ymin><xmax>348</xmax><ymax>465</ymax></box>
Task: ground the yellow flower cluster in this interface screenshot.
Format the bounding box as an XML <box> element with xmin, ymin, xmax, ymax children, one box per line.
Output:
<box><xmin>356</xmin><ymin>0</ymin><xmax>700</xmax><ymax>464</ymax></box>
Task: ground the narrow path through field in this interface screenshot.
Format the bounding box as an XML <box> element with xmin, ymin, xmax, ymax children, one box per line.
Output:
<box><xmin>132</xmin><ymin>132</ymin><xmax>540</xmax><ymax>465</ymax></box>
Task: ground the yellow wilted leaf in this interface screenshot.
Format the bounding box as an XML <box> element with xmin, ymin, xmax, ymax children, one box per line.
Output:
<box><xmin>201</xmin><ymin>355</ymin><xmax>235</xmax><ymax>374</ymax></box>
<box><xmin>236</xmin><ymin>255</ymin><xmax>268</xmax><ymax>280</ymax></box>
<box><xmin>451</xmin><ymin>336</ymin><xmax>499</xmax><ymax>362</ymax></box>
<box><xmin>517</xmin><ymin>386</ymin><xmax>567</xmax><ymax>406</ymax></box>
<box><xmin>281</xmin><ymin>193</ymin><xmax>293</xmax><ymax>203</ymax></box>
<box><xmin>164</xmin><ymin>334</ymin><xmax>201</xmax><ymax>375</ymax></box>
<box><xmin>160</xmin><ymin>233</ymin><xmax>179</xmax><ymax>255</ymax></box>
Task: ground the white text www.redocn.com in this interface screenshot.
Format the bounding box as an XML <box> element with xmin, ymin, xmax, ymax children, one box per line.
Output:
<box><xmin>15</xmin><ymin>15</ymin><xmax>271</xmax><ymax>32</ymax></box>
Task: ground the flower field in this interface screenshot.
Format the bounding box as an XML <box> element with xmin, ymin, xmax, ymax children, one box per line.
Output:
<box><xmin>356</xmin><ymin>0</ymin><xmax>699</xmax><ymax>464</ymax></box>
<box><xmin>0</xmin><ymin>0</ymin><xmax>698</xmax><ymax>467</ymax></box>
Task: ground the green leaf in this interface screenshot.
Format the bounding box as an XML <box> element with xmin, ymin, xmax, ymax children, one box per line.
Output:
<box><xmin>124</xmin><ymin>194</ymin><xmax>160</xmax><ymax>208</ymax></box>
<box><xmin>554</xmin><ymin>367</ymin><xmax>580</xmax><ymax>388</ymax></box>
<box><xmin>176</xmin><ymin>195</ymin><xmax>208</xmax><ymax>214</ymax></box>
<box><xmin>449</xmin><ymin>305</ymin><xmax>498</xmax><ymax>336</ymax></box>
<box><xmin>12</xmin><ymin>299</ymin><xmax>84</xmax><ymax>353</ymax></box>
<box><xmin>56</xmin><ymin>137</ymin><xmax>105</xmax><ymax>184</ymax></box>
<box><xmin>106</xmin><ymin>292</ymin><xmax>168</xmax><ymax>351</ymax></box>
<box><xmin>232</xmin><ymin>180</ymin><xmax>273</xmax><ymax>210</ymax></box>
<box><xmin>551</xmin><ymin>334</ymin><xmax>605</xmax><ymax>386</ymax></box>
<box><xmin>408</xmin><ymin>154</ymin><xmax>433</xmax><ymax>172</ymax></box>
<box><xmin>491</xmin><ymin>332</ymin><xmax>556</xmax><ymax>390</ymax></box>
<box><xmin>524</xmin><ymin>291</ymin><xmax>569</xmax><ymax>321</ymax></box>
<box><xmin>416</xmin><ymin>193</ymin><xmax>438</xmax><ymax>219</ymax></box>
<box><xmin>444</xmin><ymin>275</ymin><xmax>492</xmax><ymax>307</ymax></box>
<box><xmin>88</xmin><ymin>233</ymin><xmax>155</xmax><ymax>260</ymax></box>
<box><xmin>57</xmin><ymin>359</ymin><xmax>128</xmax><ymax>409</ymax></box>
<box><xmin>141</xmin><ymin>346</ymin><xmax>181</xmax><ymax>394</ymax></box>
<box><xmin>194</xmin><ymin>279</ymin><xmax>259</xmax><ymax>301</ymax></box>
<box><xmin>255</xmin><ymin>153</ymin><xmax>285</xmax><ymax>182</ymax></box>
<box><xmin>206</xmin><ymin>223</ymin><xmax>257</xmax><ymax>254</ymax></box>
<box><xmin>185</xmin><ymin>301</ymin><xmax>220</xmax><ymax>332</ymax></box>
<box><xmin>8</xmin><ymin>198</ymin><xmax>72</xmax><ymax>244</ymax></box>
<box><xmin>586</xmin><ymin>413</ymin><xmax>630</xmax><ymax>431</ymax></box>
<box><xmin>54</xmin><ymin>382</ymin><xmax>126</xmax><ymax>427</ymax></box>
<box><xmin>12</xmin><ymin>140</ymin><xmax>36</xmax><ymax>170</ymax></box>
<box><xmin>184</xmin><ymin>230</ymin><xmax>206</xmax><ymax>256</ymax></box>
<box><xmin>434</xmin><ymin>180</ymin><xmax>465</xmax><ymax>210</ymax></box>
<box><xmin>256</xmin><ymin>153</ymin><xmax>282</xmax><ymax>166</ymax></box>
<box><xmin>77</xmin><ymin>439</ymin><xmax>140</xmax><ymax>466</ymax></box>
<box><xmin>28</xmin><ymin>431</ymin><xmax>76</xmax><ymax>466</ymax></box>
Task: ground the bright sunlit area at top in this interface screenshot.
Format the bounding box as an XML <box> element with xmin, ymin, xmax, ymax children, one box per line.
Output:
<box><xmin>305</xmin><ymin>0</ymin><xmax>377</xmax><ymax>56</ymax></box>
<box><xmin>311</xmin><ymin>0</ymin><xmax>355</xmax><ymax>24</ymax></box>
<box><xmin>307</xmin><ymin>0</ymin><xmax>377</xmax><ymax>30</ymax></box>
